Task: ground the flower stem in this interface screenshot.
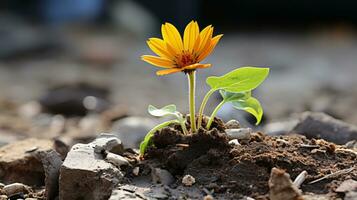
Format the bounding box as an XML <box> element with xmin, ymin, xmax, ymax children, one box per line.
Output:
<box><xmin>197</xmin><ymin>89</ymin><xmax>215</xmax><ymax>129</ymax></box>
<box><xmin>187</xmin><ymin>71</ymin><xmax>197</xmax><ymax>133</ymax></box>
<box><xmin>206</xmin><ymin>100</ymin><xmax>226</xmax><ymax>130</ymax></box>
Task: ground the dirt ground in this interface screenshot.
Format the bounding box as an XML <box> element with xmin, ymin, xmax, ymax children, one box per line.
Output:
<box><xmin>132</xmin><ymin>117</ymin><xmax>357</xmax><ymax>199</ymax></box>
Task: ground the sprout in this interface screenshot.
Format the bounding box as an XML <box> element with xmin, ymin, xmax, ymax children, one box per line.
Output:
<box><xmin>140</xmin><ymin>21</ymin><xmax>270</xmax><ymax>156</ymax></box>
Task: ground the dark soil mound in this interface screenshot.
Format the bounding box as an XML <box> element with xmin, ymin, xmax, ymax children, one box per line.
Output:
<box><xmin>142</xmin><ymin>117</ymin><xmax>357</xmax><ymax>199</ymax></box>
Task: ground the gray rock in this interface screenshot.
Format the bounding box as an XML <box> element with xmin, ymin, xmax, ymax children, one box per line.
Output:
<box><xmin>0</xmin><ymin>138</ymin><xmax>53</xmax><ymax>185</ymax></box>
<box><xmin>2</xmin><ymin>183</ymin><xmax>30</xmax><ymax>196</ymax></box>
<box><xmin>345</xmin><ymin>140</ymin><xmax>357</xmax><ymax>150</ymax></box>
<box><xmin>228</xmin><ymin>139</ymin><xmax>240</xmax><ymax>146</ymax></box>
<box><xmin>93</xmin><ymin>133</ymin><xmax>124</xmax><ymax>154</ymax></box>
<box><xmin>111</xmin><ymin>117</ymin><xmax>157</xmax><ymax>149</ymax></box>
<box><xmin>105</xmin><ymin>152</ymin><xmax>130</xmax><ymax>168</ymax></box>
<box><xmin>225</xmin><ymin>120</ymin><xmax>240</xmax><ymax>129</ymax></box>
<box><xmin>35</xmin><ymin>150</ymin><xmax>62</xmax><ymax>200</ymax></box>
<box><xmin>345</xmin><ymin>191</ymin><xmax>357</xmax><ymax>200</ymax></box>
<box><xmin>269</xmin><ymin>168</ymin><xmax>302</xmax><ymax>200</ymax></box>
<box><xmin>263</xmin><ymin>119</ymin><xmax>298</xmax><ymax>135</ymax></box>
<box><xmin>335</xmin><ymin>179</ymin><xmax>357</xmax><ymax>193</ymax></box>
<box><xmin>59</xmin><ymin>141</ymin><xmax>123</xmax><ymax>200</ymax></box>
<box><xmin>151</xmin><ymin>168</ymin><xmax>175</xmax><ymax>185</ymax></box>
<box><xmin>291</xmin><ymin>112</ymin><xmax>357</xmax><ymax>144</ymax></box>
<box><xmin>225</xmin><ymin>128</ymin><xmax>252</xmax><ymax>140</ymax></box>
<box><xmin>109</xmin><ymin>189</ymin><xmax>143</xmax><ymax>200</ymax></box>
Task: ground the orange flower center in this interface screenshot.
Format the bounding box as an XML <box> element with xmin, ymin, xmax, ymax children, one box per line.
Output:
<box><xmin>176</xmin><ymin>52</ymin><xmax>197</xmax><ymax>68</ymax></box>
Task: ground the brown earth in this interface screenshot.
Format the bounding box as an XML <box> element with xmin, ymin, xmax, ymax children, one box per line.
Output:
<box><xmin>139</xmin><ymin>117</ymin><xmax>357</xmax><ymax>199</ymax></box>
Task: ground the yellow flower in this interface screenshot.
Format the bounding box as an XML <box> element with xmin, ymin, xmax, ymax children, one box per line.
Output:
<box><xmin>141</xmin><ymin>21</ymin><xmax>223</xmax><ymax>76</ymax></box>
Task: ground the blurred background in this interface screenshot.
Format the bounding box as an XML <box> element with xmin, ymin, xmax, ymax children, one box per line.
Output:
<box><xmin>1</xmin><ymin>0</ymin><xmax>357</xmax><ymax>146</ymax></box>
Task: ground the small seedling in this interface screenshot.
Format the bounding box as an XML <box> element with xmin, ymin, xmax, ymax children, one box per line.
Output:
<box><xmin>140</xmin><ymin>21</ymin><xmax>269</xmax><ymax>155</ymax></box>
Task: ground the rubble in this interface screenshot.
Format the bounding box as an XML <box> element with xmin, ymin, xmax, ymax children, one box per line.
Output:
<box><xmin>1</xmin><ymin>183</ymin><xmax>30</xmax><ymax>197</ymax></box>
<box><xmin>268</xmin><ymin>168</ymin><xmax>303</xmax><ymax>200</ymax></box>
<box><xmin>59</xmin><ymin>134</ymin><xmax>125</xmax><ymax>200</ymax></box>
<box><xmin>225</xmin><ymin>119</ymin><xmax>240</xmax><ymax>129</ymax></box>
<box><xmin>292</xmin><ymin>112</ymin><xmax>357</xmax><ymax>144</ymax></box>
<box><xmin>151</xmin><ymin>168</ymin><xmax>175</xmax><ymax>185</ymax></box>
<box><xmin>35</xmin><ymin>150</ymin><xmax>63</xmax><ymax>200</ymax></box>
<box><xmin>182</xmin><ymin>175</ymin><xmax>196</xmax><ymax>186</ymax></box>
<box><xmin>225</xmin><ymin>128</ymin><xmax>252</xmax><ymax>140</ymax></box>
<box><xmin>0</xmin><ymin>138</ymin><xmax>53</xmax><ymax>185</ymax></box>
<box><xmin>93</xmin><ymin>133</ymin><xmax>124</xmax><ymax>154</ymax></box>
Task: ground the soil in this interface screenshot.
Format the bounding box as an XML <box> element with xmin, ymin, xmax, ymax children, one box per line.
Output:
<box><xmin>138</xmin><ymin>117</ymin><xmax>357</xmax><ymax>199</ymax></box>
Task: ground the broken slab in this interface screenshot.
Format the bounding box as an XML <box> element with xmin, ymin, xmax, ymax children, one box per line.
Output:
<box><xmin>268</xmin><ymin>168</ymin><xmax>303</xmax><ymax>200</ymax></box>
<box><xmin>291</xmin><ymin>112</ymin><xmax>357</xmax><ymax>144</ymax></box>
<box><xmin>35</xmin><ymin>150</ymin><xmax>62</xmax><ymax>200</ymax></box>
<box><xmin>59</xmin><ymin>134</ymin><xmax>125</xmax><ymax>200</ymax></box>
<box><xmin>93</xmin><ymin>133</ymin><xmax>124</xmax><ymax>154</ymax></box>
<box><xmin>0</xmin><ymin>138</ymin><xmax>53</xmax><ymax>185</ymax></box>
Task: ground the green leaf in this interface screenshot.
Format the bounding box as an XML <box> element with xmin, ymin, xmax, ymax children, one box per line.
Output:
<box><xmin>232</xmin><ymin>97</ymin><xmax>263</xmax><ymax>125</ymax></box>
<box><xmin>220</xmin><ymin>90</ymin><xmax>251</xmax><ymax>102</ymax></box>
<box><xmin>148</xmin><ymin>104</ymin><xmax>177</xmax><ymax>117</ymax></box>
<box><xmin>139</xmin><ymin>132</ymin><xmax>155</xmax><ymax>155</ymax></box>
<box><xmin>206</xmin><ymin>67</ymin><xmax>269</xmax><ymax>93</ymax></box>
<box><xmin>139</xmin><ymin>119</ymin><xmax>179</xmax><ymax>155</ymax></box>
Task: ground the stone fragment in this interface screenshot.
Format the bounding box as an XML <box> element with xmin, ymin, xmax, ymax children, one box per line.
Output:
<box><xmin>228</xmin><ymin>139</ymin><xmax>240</xmax><ymax>146</ymax></box>
<box><xmin>109</xmin><ymin>189</ymin><xmax>143</xmax><ymax>200</ymax></box>
<box><xmin>0</xmin><ymin>138</ymin><xmax>53</xmax><ymax>185</ymax></box>
<box><xmin>151</xmin><ymin>168</ymin><xmax>174</xmax><ymax>185</ymax></box>
<box><xmin>203</xmin><ymin>195</ymin><xmax>214</xmax><ymax>200</ymax></box>
<box><xmin>225</xmin><ymin>120</ymin><xmax>240</xmax><ymax>129</ymax></box>
<box><xmin>291</xmin><ymin>112</ymin><xmax>357</xmax><ymax>144</ymax></box>
<box><xmin>93</xmin><ymin>133</ymin><xmax>124</xmax><ymax>154</ymax></box>
<box><xmin>35</xmin><ymin>150</ymin><xmax>62</xmax><ymax>200</ymax></box>
<box><xmin>263</xmin><ymin>119</ymin><xmax>298</xmax><ymax>135</ymax></box>
<box><xmin>132</xmin><ymin>167</ymin><xmax>140</xmax><ymax>176</ymax></box>
<box><xmin>269</xmin><ymin>168</ymin><xmax>303</xmax><ymax>200</ymax></box>
<box><xmin>345</xmin><ymin>191</ymin><xmax>357</xmax><ymax>200</ymax></box>
<box><xmin>335</xmin><ymin>179</ymin><xmax>357</xmax><ymax>193</ymax></box>
<box><xmin>1</xmin><ymin>183</ymin><xmax>30</xmax><ymax>196</ymax></box>
<box><xmin>182</xmin><ymin>175</ymin><xmax>196</xmax><ymax>186</ymax></box>
<box><xmin>59</xmin><ymin>140</ymin><xmax>123</xmax><ymax>200</ymax></box>
<box><xmin>225</xmin><ymin>128</ymin><xmax>252</xmax><ymax>140</ymax></box>
<box><xmin>105</xmin><ymin>152</ymin><xmax>130</xmax><ymax>168</ymax></box>
<box><xmin>39</xmin><ymin>83</ymin><xmax>110</xmax><ymax>116</ymax></box>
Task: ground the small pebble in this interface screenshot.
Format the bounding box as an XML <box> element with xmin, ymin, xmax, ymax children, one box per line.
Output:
<box><xmin>225</xmin><ymin>128</ymin><xmax>252</xmax><ymax>140</ymax></box>
<box><xmin>105</xmin><ymin>152</ymin><xmax>130</xmax><ymax>167</ymax></box>
<box><xmin>2</xmin><ymin>183</ymin><xmax>30</xmax><ymax>196</ymax></box>
<box><xmin>228</xmin><ymin>139</ymin><xmax>240</xmax><ymax>146</ymax></box>
<box><xmin>0</xmin><ymin>183</ymin><xmax>5</xmax><ymax>189</ymax></box>
<box><xmin>25</xmin><ymin>147</ymin><xmax>38</xmax><ymax>153</ymax></box>
<box><xmin>182</xmin><ymin>174</ymin><xmax>195</xmax><ymax>186</ymax></box>
<box><xmin>225</xmin><ymin>120</ymin><xmax>240</xmax><ymax>129</ymax></box>
<box><xmin>132</xmin><ymin>167</ymin><xmax>140</xmax><ymax>176</ymax></box>
<box><xmin>151</xmin><ymin>168</ymin><xmax>174</xmax><ymax>185</ymax></box>
<box><xmin>203</xmin><ymin>195</ymin><xmax>214</xmax><ymax>200</ymax></box>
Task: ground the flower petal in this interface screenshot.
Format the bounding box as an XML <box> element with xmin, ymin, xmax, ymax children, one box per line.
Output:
<box><xmin>147</xmin><ymin>38</ymin><xmax>174</xmax><ymax>59</ymax></box>
<box><xmin>197</xmin><ymin>25</ymin><xmax>213</xmax><ymax>55</ymax></box>
<box><xmin>161</xmin><ymin>23</ymin><xmax>183</xmax><ymax>53</ymax></box>
<box><xmin>156</xmin><ymin>68</ymin><xmax>183</xmax><ymax>76</ymax></box>
<box><xmin>141</xmin><ymin>55</ymin><xmax>175</xmax><ymax>68</ymax></box>
<box><xmin>183</xmin><ymin>21</ymin><xmax>199</xmax><ymax>52</ymax></box>
<box><xmin>197</xmin><ymin>34</ymin><xmax>223</xmax><ymax>61</ymax></box>
<box><xmin>182</xmin><ymin>63</ymin><xmax>212</xmax><ymax>70</ymax></box>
